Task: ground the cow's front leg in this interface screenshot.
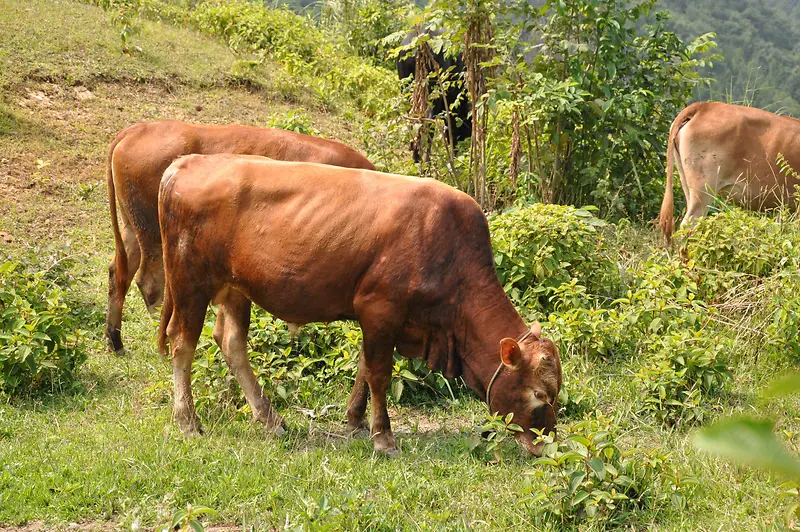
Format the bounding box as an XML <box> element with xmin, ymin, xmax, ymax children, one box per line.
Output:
<box><xmin>346</xmin><ymin>347</ymin><xmax>369</xmax><ymax>434</ymax></box>
<box><xmin>360</xmin><ymin>329</ymin><xmax>399</xmax><ymax>456</ymax></box>
<box><xmin>214</xmin><ymin>289</ymin><xmax>285</xmax><ymax>434</ymax></box>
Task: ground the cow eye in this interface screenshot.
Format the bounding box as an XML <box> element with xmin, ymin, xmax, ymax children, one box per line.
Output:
<box><xmin>534</xmin><ymin>390</ymin><xmax>547</xmax><ymax>401</ymax></box>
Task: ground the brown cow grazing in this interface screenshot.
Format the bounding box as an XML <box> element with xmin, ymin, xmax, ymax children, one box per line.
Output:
<box><xmin>157</xmin><ymin>154</ymin><xmax>562</xmax><ymax>455</ymax></box>
<box><xmin>105</xmin><ymin>120</ymin><xmax>375</xmax><ymax>353</ymax></box>
<box><xmin>659</xmin><ymin>102</ymin><xmax>800</xmax><ymax>243</ymax></box>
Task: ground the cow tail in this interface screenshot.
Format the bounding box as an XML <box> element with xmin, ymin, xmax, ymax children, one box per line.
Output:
<box><xmin>158</xmin><ymin>278</ymin><xmax>173</xmax><ymax>357</ymax></box>
<box><xmin>107</xmin><ymin>132</ymin><xmax>128</xmax><ymax>300</ymax></box>
<box><xmin>658</xmin><ymin>103</ymin><xmax>699</xmax><ymax>245</ymax></box>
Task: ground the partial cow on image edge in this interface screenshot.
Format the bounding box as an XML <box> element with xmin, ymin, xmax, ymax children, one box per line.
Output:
<box><xmin>157</xmin><ymin>154</ymin><xmax>562</xmax><ymax>456</ymax></box>
<box><xmin>659</xmin><ymin>101</ymin><xmax>800</xmax><ymax>243</ymax></box>
<box><xmin>105</xmin><ymin>120</ymin><xmax>376</xmax><ymax>354</ymax></box>
<box><xmin>397</xmin><ymin>27</ymin><xmax>472</xmax><ymax>163</ymax></box>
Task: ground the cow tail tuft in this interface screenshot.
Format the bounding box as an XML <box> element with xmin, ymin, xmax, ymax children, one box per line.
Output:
<box><xmin>158</xmin><ymin>278</ymin><xmax>173</xmax><ymax>357</ymax></box>
<box><xmin>107</xmin><ymin>133</ymin><xmax>128</xmax><ymax>300</ymax></box>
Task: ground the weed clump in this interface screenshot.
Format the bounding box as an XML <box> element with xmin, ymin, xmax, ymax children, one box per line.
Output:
<box><xmin>0</xmin><ymin>261</ymin><xmax>87</xmax><ymax>395</ymax></box>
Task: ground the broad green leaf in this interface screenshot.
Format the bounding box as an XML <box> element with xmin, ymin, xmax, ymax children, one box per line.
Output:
<box><xmin>569</xmin><ymin>470</ymin><xmax>586</xmax><ymax>494</ymax></box>
<box><xmin>589</xmin><ymin>457</ymin><xmax>606</xmax><ymax>481</ymax></box>
<box><xmin>390</xmin><ymin>379</ymin><xmax>404</xmax><ymax>402</ymax></box>
<box><xmin>763</xmin><ymin>373</ymin><xmax>800</xmax><ymax>398</ymax></box>
<box><xmin>693</xmin><ymin>417</ymin><xmax>800</xmax><ymax>478</ymax></box>
<box><xmin>571</xmin><ymin>490</ymin><xmax>590</xmax><ymax>507</ymax></box>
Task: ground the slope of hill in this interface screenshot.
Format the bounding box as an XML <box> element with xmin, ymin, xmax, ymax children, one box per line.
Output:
<box><xmin>658</xmin><ymin>0</ymin><xmax>800</xmax><ymax>114</ymax></box>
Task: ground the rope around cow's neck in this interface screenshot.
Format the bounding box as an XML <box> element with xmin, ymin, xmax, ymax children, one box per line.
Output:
<box><xmin>485</xmin><ymin>328</ymin><xmax>533</xmax><ymax>411</ymax></box>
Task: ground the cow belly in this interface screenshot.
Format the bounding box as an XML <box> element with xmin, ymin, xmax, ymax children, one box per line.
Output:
<box><xmin>218</xmin><ymin>251</ymin><xmax>361</xmax><ymax>325</ymax></box>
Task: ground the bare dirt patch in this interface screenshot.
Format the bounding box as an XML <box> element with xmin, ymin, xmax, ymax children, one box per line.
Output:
<box><xmin>0</xmin><ymin>522</ymin><xmax>120</xmax><ymax>532</ymax></box>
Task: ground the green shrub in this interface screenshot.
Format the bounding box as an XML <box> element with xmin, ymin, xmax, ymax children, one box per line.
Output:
<box><xmin>190</xmin><ymin>1</ymin><xmax>318</xmax><ymax>61</ymax></box>
<box><xmin>465</xmin><ymin>412</ymin><xmax>525</xmax><ymax>462</ymax></box>
<box><xmin>489</xmin><ymin>204</ymin><xmax>620</xmax><ymax>314</ymax></box>
<box><xmin>634</xmin><ymin>330</ymin><xmax>732</xmax><ymax>426</ymax></box>
<box><xmin>620</xmin><ymin>254</ymin><xmax>709</xmax><ymax>336</ymax></box>
<box><xmin>521</xmin><ymin>414</ymin><xmax>696</xmax><ymax>527</ymax></box>
<box><xmin>0</xmin><ymin>262</ymin><xmax>86</xmax><ymax>395</ymax></box>
<box><xmin>186</xmin><ymin>0</ymin><xmax>399</xmax><ymax>118</ymax></box>
<box><xmin>267</xmin><ymin>110</ymin><xmax>320</xmax><ymax>136</ymax></box>
<box><xmin>191</xmin><ymin>307</ymin><xmax>361</xmax><ymax>415</ymax></box>
<box><xmin>680</xmin><ymin>209</ymin><xmax>800</xmax><ymax>280</ymax></box>
<box><xmin>763</xmin><ymin>274</ymin><xmax>800</xmax><ymax>362</ymax></box>
<box><xmin>547</xmin><ymin>298</ymin><xmax>630</xmax><ymax>360</ymax></box>
<box><xmin>557</xmin><ymin>367</ymin><xmax>598</xmax><ymax>420</ymax></box>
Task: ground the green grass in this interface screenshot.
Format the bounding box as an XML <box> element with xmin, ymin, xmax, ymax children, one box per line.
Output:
<box><xmin>1</xmin><ymin>0</ymin><xmax>799</xmax><ymax>529</ymax></box>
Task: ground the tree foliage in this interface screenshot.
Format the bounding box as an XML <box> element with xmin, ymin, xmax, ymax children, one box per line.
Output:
<box><xmin>394</xmin><ymin>0</ymin><xmax>716</xmax><ymax>217</ymax></box>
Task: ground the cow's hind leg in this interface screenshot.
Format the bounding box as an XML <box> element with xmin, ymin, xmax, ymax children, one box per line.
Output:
<box><xmin>166</xmin><ymin>294</ymin><xmax>208</xmax><ymax>435</ymax></box>
<box><xmin>105</xmin><ymin>223</ymin><xmax>141</xmax><ymax>354</ymax></box>
<box><xmin>213</xmin><ymin>289</ymin><xmax>285</xmax><ymax>434</ymax></box>
<box><xmin>681</xmin><ymin>187</ymin><xmax>714</xmax><ymax>230</ymax></box>
<box><xmin>346</xmin><ymin>347</ymin><xmax>369</xmax><ymax>434</ymax></box>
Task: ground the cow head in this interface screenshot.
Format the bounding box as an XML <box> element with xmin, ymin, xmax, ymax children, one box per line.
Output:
<box><xmin>488</xmin><ymin>322</ymin><xmax>562</xmax><ymax>456</ymax></box>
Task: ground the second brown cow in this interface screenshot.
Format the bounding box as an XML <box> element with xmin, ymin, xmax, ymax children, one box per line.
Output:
<box><xmin>158</xmin><ymin>154</ymin><xmax>562</xmax><ymax>456</ymax></box>
<box><xmin>106</xmin><ymin>120</ymin><xmax>376</xmax><ymax>353</ymax></box>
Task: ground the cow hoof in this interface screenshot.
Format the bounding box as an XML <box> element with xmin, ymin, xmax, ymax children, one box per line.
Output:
<box><xmin>181</xmin><ymin>426</ymin><xmax>204</xmax><ymax>437</ymax></box>
<box><xmin>372</xmin><ymin>433</ymin><xmax>399</xmax><ymax>456</ymax></box>
<box><xmin>176</xmin><ymin>416</ymin><xmax>204</xmax><ymax>436</ymax></box>
<box><xmin>106</xmin><ymin>327</ymin><xmax>125</xmax><ymax>355</ymax></box>
<box><xmin>346</xmin><ymin>420</ymin><xmax>369</xmax><ymax>437</ymax></box>
<box><xmin>376</xmin><ymin>446</ymin><xmax>401</xmax><ymax>459</ymax></box>
<box><xmin>270</xmin><ymin>425</ymin><xmax>286</xmax><ymax>438</ymax></box>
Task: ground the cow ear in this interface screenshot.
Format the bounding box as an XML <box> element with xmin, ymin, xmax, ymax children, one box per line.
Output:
<box><xmin>530</xmin><ymin>321</ymin><xmax>542</xmax><ymax>339</ymax></box>
<box><xmin>500</xmin><ymin>338</ymin><xmax>522</xmax><ymax>368</ymax></box>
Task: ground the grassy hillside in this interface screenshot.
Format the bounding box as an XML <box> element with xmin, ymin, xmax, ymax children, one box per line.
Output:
<box><xmin>1</xmin><ymin>0</ymin><xmax>799</xmax><ymax>530</ymax></box>
<box><xmin>658</xmin><ymin>0</ymin><xmax>800</xmax><ymax>114</ymax></box>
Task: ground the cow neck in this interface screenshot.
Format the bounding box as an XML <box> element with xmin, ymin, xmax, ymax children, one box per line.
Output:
<box><xmin>455</xmin><ymin>277</ymin><xmax>529</xmax><ymax>400</ymax></box>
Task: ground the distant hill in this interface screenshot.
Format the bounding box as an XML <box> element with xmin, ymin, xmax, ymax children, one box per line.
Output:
<box><xmin>656</xmin><ymin>0</ymin><xmax>800</xmax><ymax>114</ymax></box>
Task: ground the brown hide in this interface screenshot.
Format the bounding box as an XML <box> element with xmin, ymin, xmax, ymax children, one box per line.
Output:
<box><xmin>659</xmin><ymin>102</ymin><xmax>800</xmax><ymax>243</ymax></box>
<box><xmin>105</xmin><ymin>120</ymin><xmax>375</xmax><ymax>352</ymax></box>
<box><xmin>158</xmin><ymin>154</ymin><xmax>562</xmax><ymax>454</ymax></box>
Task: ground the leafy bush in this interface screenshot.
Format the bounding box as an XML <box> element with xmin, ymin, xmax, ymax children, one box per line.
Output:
<box><xmin>267</xmin><ymin>110</ymin><xmax>321</xmax><ymax>136</ymax></box>
<box><xmin>187</xmin><ymin>0</ymin><xmax>399</xmax><ymax>118</ymax></box>
<box><xmin>680</xmin><ymin>209</ymin><xmax>800</xmax><ymax>280</ymax></box>
<box><xmin>320</xmin><ymin>0</ymin><xmax>409</xmax><ymax>66</ymax></box>
<box><xmin>190</xmin><ymin>1</ymin><xmax>318</xmax><ymax>62</ymax></box>
<box><xmin>489</xmin><ymin>204</ymin><xmax>620</xmax><ymax>314</ymax></box>
<box><xmin>557</xmin><ymin>368</ymin><xmax>598</xmax><ymax>420</ymax></box>
<box><xmin>0</xmin><ymin>262</ymin><xmax>86</xmax><ymax>395</ymax></box>
<box><xmin>522</xmin><ymin>414</ymin><xmax>696</xmax><ymax>527</ymax></box>
<box><xmin>762</xmin><ymin>272</ymin><xmax>800</xmax><ymax>361</ymax></box>
<box><xmin>465</xmin><ymin>412</ymin><xmax>524</xmax><ymax>462</ymax></box>
<box><xmin>190</xmin><ymin>307</ymin><xmax>459</xmax><ymax>415</ymax></box>
<box><xmin>546</xmin><ymin>281</ymin><xmax>631</xmax><ymax>359</ymax></box>
<box><xmin>190</xmin><ymin>308</ymin><xmax>361</xmax><ymax>415</ymax></box>
<box><xmin>635</xmin><ymin>330</ymin><xmax>732</xmax><ymax>426</ymax></box>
